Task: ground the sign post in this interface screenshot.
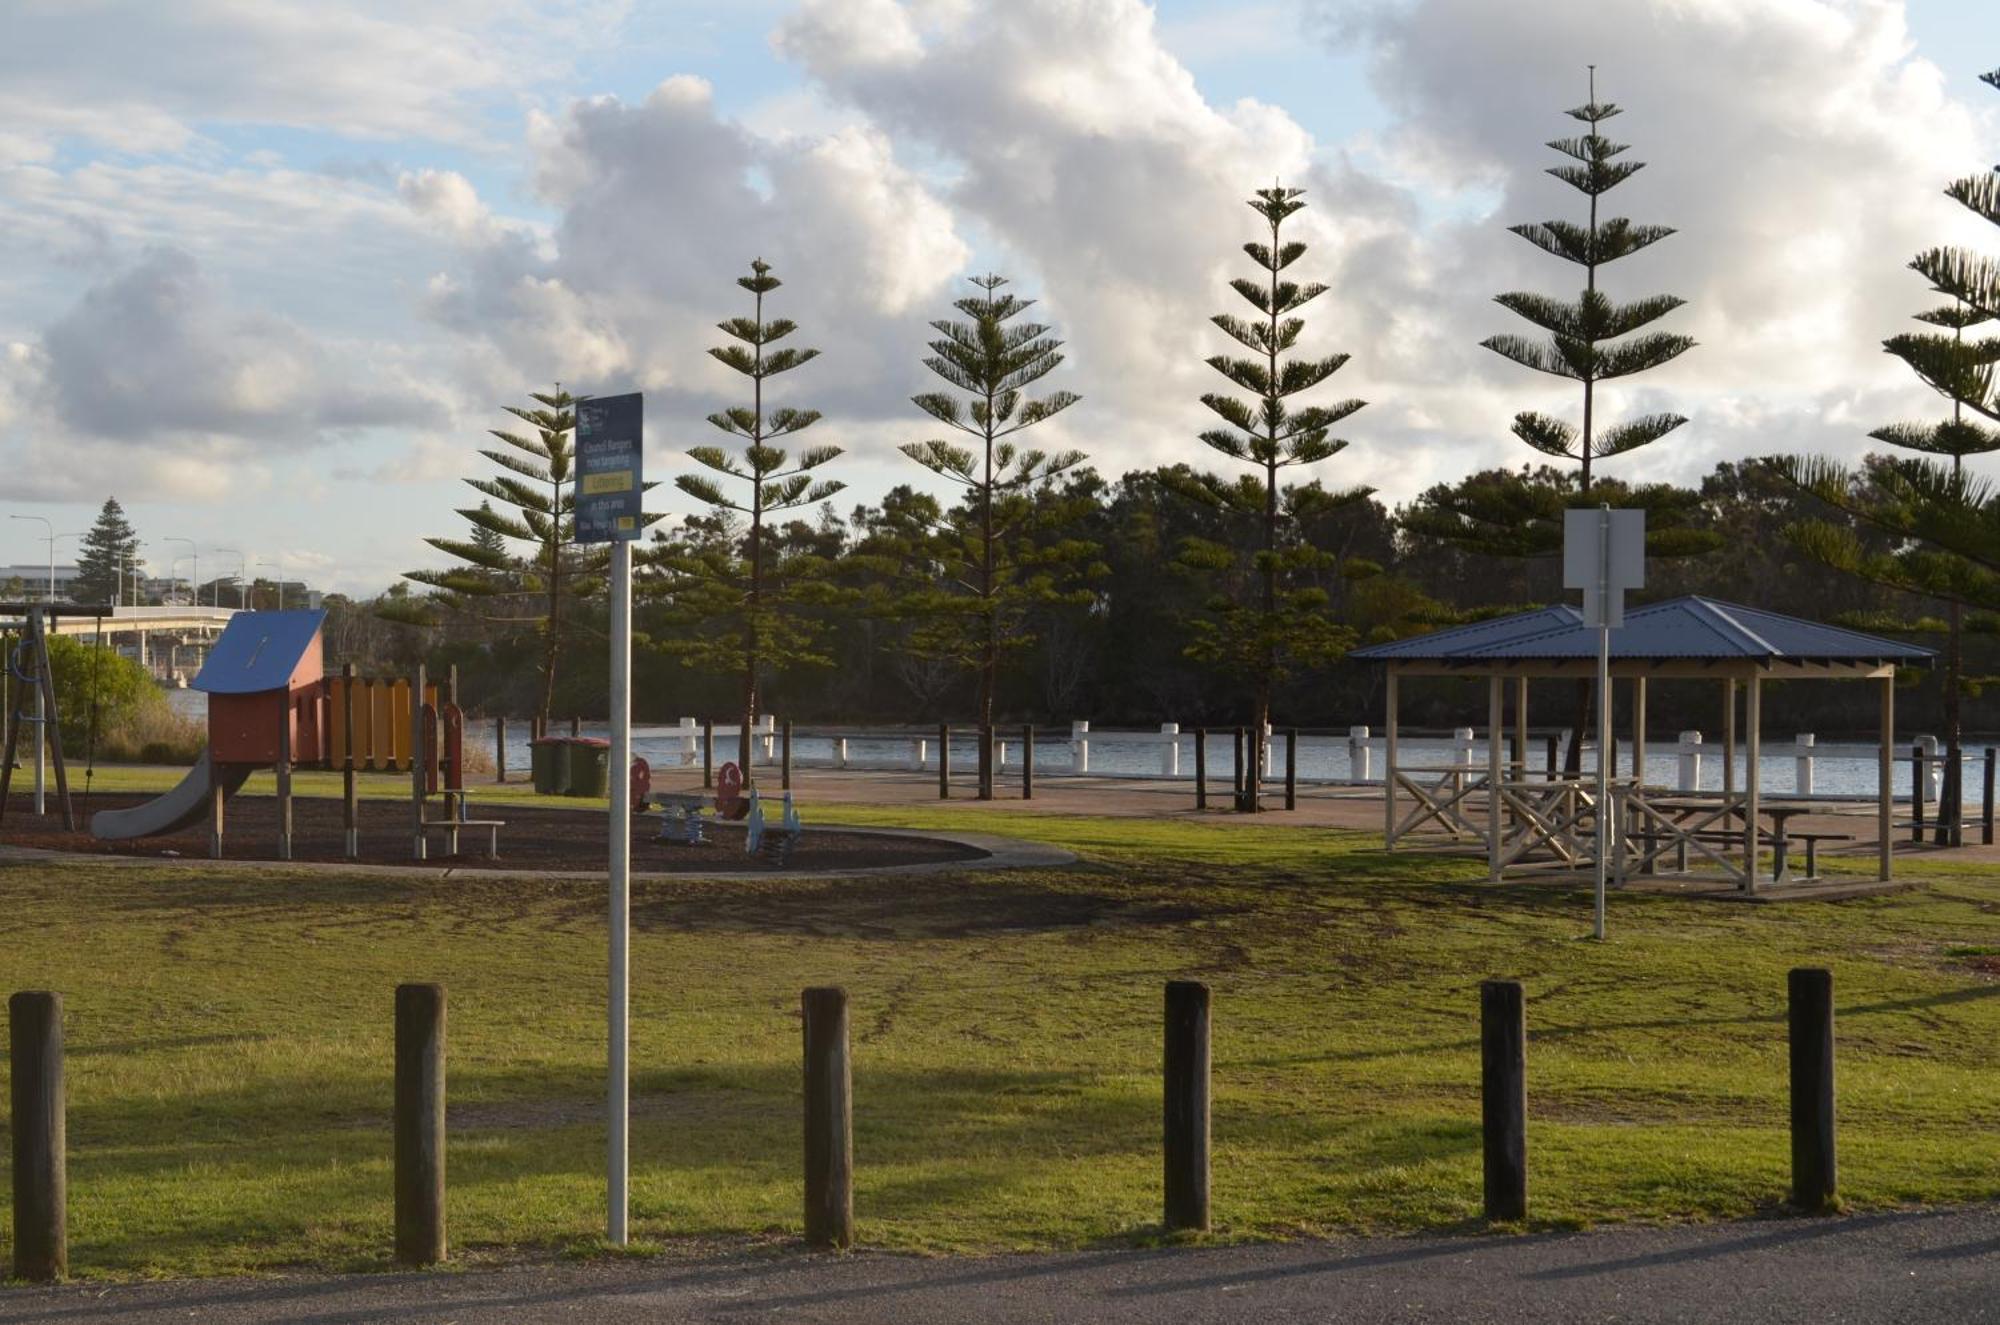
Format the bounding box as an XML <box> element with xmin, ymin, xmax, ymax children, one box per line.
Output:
<box><xmin>1563</xmin><ymin>506</ymin><xmax>1644</xmax><ymax>941</ymax></box>
<box><xmin>575</xmin><ymin>391</ymin><xmax>643</xmax><ymax>1244</ymax></box>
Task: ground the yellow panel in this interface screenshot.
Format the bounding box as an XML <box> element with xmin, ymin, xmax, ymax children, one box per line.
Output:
<box><xmin>371</xmin><ymin>680</ymin><xmax>392</xmax><ymax>771</ymax></box>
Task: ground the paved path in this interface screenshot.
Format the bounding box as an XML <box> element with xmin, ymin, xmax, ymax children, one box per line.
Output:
<box><xmin>5</xmin><ymin>1207</ymin><xmax>1997</xmax><ymax>1324</ymax></box>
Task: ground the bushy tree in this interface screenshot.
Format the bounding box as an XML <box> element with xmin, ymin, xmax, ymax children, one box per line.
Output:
<box><xmin>898</xmin><ymin>273</ymin><xmax>1091</xmax><ymax>799</ymax></box>
<box><xmin>648</xmin><ymin>258</ymin><xmax>845</xmax><ymax>771</ymax></box>
<box><xmin>1171</xmin><ymin>184</ymin><xmax>1370</xmax><ymax>810</ymax></box>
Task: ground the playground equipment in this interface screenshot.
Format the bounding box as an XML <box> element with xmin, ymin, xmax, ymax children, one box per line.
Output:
<box><xmin>407</xmin><ymin>663</ymin><xmax>504</xmax><ymax>861</ymax></box>
<box><xmin>744</xmin><ymin>788</ymin><xmax>804</xmax><ymax>866</ymax></box>
<box><xmin>93</xmin><ymin>609</ymin><xmax>323</xmax><ymax>855</ymax></box>
<box><xmin>0</xmin><ymin>606</ymin><xmax>72</xmax><ymax>829</ymax></box>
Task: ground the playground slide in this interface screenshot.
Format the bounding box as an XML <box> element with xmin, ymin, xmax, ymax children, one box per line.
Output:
<box><xmin>91</xmin><ymin>749</ymin><xmax>252</xmax><ymax>841</ymax></box>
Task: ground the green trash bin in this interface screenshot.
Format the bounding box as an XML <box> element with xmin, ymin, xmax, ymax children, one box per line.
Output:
<box><xmin>564</xmin><ymin>737</ymin><xmax>611</xmax><ymax>798</ymax></box>
<box><xmin>530</xmin><ymin>737</ymin><xmax>569</xmax><ymax>795</ymax></box>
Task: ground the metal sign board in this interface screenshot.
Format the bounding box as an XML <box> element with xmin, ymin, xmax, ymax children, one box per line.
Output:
<box><xmin>574</xmin><ymin>392</ymin><xmax>644</xmax><ymax>544</ymax></box>
<box><xmin>1563</xmin><ymin>507</ymin><xmax>1645</xmax><ymax>628</ymax></box>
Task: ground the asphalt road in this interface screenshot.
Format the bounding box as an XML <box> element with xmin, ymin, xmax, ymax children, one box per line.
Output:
<box><xmin>4</xmin><ymin>1207</ymin><xmax>1997</xmax><ymax>1324</ymax></box>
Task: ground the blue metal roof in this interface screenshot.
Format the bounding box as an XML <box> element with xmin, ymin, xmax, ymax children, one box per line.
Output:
<box><xmin>192</xmin><ymin>609</ymin><xmax>326</xmax><ymax>694</ymax></box>
<box><xmin>1350</xmin><ymin>597</ymin><xmax>1934</xmax><ymax>665</ymax></box>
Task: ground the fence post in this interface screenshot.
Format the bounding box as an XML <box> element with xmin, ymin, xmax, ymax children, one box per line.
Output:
<box><xmin>277</xmin><ymin>694</ymin><xmax>294</xmax><ymax>861</ymax></box>
<box><xmin>1284</xmin><ymin>728</ymin><xmax>1298</xmax><ymax>811</ymax></box>
<box><xmin>395</xmin><ymin>983</ymin><xmax>447</xmax><ymax>1265</ymax></box>
<box><xmin>702</xmin><ymin>720</ymin><xmax>714</xmax><ymax>788</ymax></box>
<box><xmin>1912</xmin><ymin>742</ymin><xmax>1926</xmax><ymax>843</ymax></box>
<box><xmin>1984</xmin><ymin>747</ymin><xmax>1995</xmax><ymax>847</ymax></box>
<box><xmin>1163</xmin><ymin>980</ymin><xmax>1211</xmax><ymax>1233</ymax></box>
<box><xmin>1545</xmin><ymin>733</ymin><xmax>1559</xmax><ymax>780</ymax></box>
<box><xmin>1795</xmin><ymin>732</ymin><xmax>1815</xmax><ymax>796</ymax></box>
<box><xmin>1480</xmin><ymin>979</ymin><xmax>1527</xmax><ymax>1223</ymax></box>
<box><xmin>802</xmin><ymin>987</ymin><xmax>854</xmax><ymax>1250</ymax></box>
<box><xmin>1159</xmin><ymin>722</ymin><xmax>1180</xmax><ymax>777</ymax></box>
<box><xmin>10</xmin><ymin>991</ymin><xmax>65</xmax><ymax>1282</ymax></box>
<box><xmin>781</xmin><ymin>718</ymin><xmax>793</xmax><ymax>792</ymax></box>
<box><xmin>1071</xmin><ymin>720</ymin><xmax>1090</xmax><ymax>775</ymax></box>
<box><xmin>495</xmin><ymin>715</ymin><xmax>507</xmax><ymax>785</ymax></box>
<box><xmin>1232</xmin><ymin>727</ymin><xmax>1245</xmax><ymax>801</ymax></box>
<box><xmin>1022</xmin><ymin>724</ymin><xmax>1034</xmax><ymax>800</ymax></box>
<box><xmin>1788</xmin><ymin>967</ymin><xmax>1836</xmax><ymax>1213</ymax></box>
<box><xmin>1348</xmin><ymin>725</ymin><xmax>1371</xmax><ymax>782</ymax></box>
<box><xmin>570</xmin><ymin>715</ymin><xmax>582</xmax><ymax>738</ymax></box>
<box><xmin>1195</xmin><ymin>729</ymin><xmax>1208</xmax><ymax>810</ymax></box>
<box><xmin>343</xmin><ymin>663</ymin><xmax>359</xmax><ymax>860</ymax></box>
<box><xmin>938</xmin><ymin>723</ymin><xmax>951</xmax><ymax>800</ymax></box>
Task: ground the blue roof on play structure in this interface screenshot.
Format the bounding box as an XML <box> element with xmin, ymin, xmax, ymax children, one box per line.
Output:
<box><xmin>1350</xmin><ymin>596</ymin><xmax>1934</xmax><ymax>665</ymax></box>
<box><xmin>192</xmin><ymin>609</ymin><xmax>327</xmax><ymax>694</ymax></box>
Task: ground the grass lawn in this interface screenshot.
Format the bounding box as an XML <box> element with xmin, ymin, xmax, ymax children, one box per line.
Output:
<box><xmin>5</xmin><ymin>764</ymin><xmax>2000</xmax><ymax>1278</ymax></box>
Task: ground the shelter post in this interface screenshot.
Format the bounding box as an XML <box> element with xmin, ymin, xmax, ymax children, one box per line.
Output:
<box><xmin>1488</xmin><ymin>674</ymin><xmax>1504</xmax><ymax>881</ymax></box>
<box><xmin>1384</xmin><ymin>669</ymin><xmax>1400</xmax><ymax>848</ymax></box>
<box><xmin>1632</xmin><ymin>676</ymin><xmax>1647</xmax><ymax>787</ymax></box>
<box><xmin>1879</xmin><ymin>674</ymin><xmax>1894</xmax><ymax>882</ymax></box>
<box><xmin>1723</xmin><ymin>678</ymin><xmax>1738</xmax><ymax>799</ymax></box>
<box><xmin>1745</xmin><ymin>676</ymin><xmax>1762</xmax><ymax>893</ymax></box>
<box><xmin>1512</xmin><ymin>677</ymin><xmax>1528</xmax><ymax>785</ymax></box>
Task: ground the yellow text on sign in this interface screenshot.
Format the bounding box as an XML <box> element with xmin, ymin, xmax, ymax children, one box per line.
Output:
<box><xmin>583</xmin><ymin>470</ymin><xmax>635</xmax><ymax>495</ymax></box>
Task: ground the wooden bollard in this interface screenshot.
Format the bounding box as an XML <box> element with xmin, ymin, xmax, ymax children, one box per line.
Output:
<box><xmin>277</xmin><ymin>693</ymin><xmax>294</xmax><ymax>862</ymax></box>
<box><xmin>1022</xmin><ymin>723</ymin><xmax>1034</xmax><ymax>800</ymax></box>
<box><xmin>343</xmin><ymin>664</ymin><xmax>360</xmax><ymax>859</ymax></box>
<box><xmin>702</xmin><ymin>720</ymin><xmax>714</xmax><ymax>788</ymax></box>
<box><xmin>495</xmin><ymin>715</ymin><xmax>508</xmax><ymax>785</ymax></box>
<box><xmin>1984</xmin><ymin>747</ymin><xmax>1995</xmax><ymax>847</ymax></box>
<box><xmin>781</xmin><ymin>718</ymin><xmax>793</xmax><ymax>792</ymax></box>
<box><xmin>802</xmin><ymin>986</ymin><xmax>854</xmax><ymax>1249</ymax></box>
<box><xmin>10</xmin><ymin>991</ymin><xmax>65</xmax><ymax>1282</ymax></box>
<box><xmin>938</xmin><ymin>723</ymin><xmax>950</xmax><ymax>801</ymax></box>
<box><xmin>1232</xmin><ymin>727</ymin><xmax>1245</xmax><ymax>801</ymax></box>
<box><xmin>1480</xmin><ymin>979</ymin><xmax>1527</xmax><ymax>1222</ymax></box>
<box><xmin>1284</xmin><ymin>728</ymin><xmax>1298</xmax><ymax>811</ymax></box>
<box><xmin>1788</xmin><ymin>967</ymin><xmax>1836</xmax><ymax>1212</ymax></box>
<box><xmin>394</xmin><ymin>983</ymin><xmax>447</xmax><ymax>1265</ymax></box>
<box><xmin>1195</xmin><ymin>728</ymin><xmax>1208</xmax><ymax>810</ymax></box>
<box><xmin>1912</xmin><ymin>743</ymin><xmax>1926</xmax><ymax>843</ymax></box>
<box><xmin>1163</xmin><ymin>980</ymin><xmax>1211</xmax><ymax>1232</ymax></box>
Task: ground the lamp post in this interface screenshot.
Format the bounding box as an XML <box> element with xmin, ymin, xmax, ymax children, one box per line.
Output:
<box><xmin>214</xmin><ymin>547</ymin><xmax>246</xmax><ymax>609</ymax></box>
<box><xmin>257</xmin><ymin>558</ymin><xmax>284</xmax><ymax>611</ymax></box>
<box><xmin>9</xmin><ymin>514</ymin><xmax>54</xmax><ymax>601</ymax></box>
<box><xmin>164</xmin><ymin>537</ymin><xmax>196</xmax><ymax>607</ymax></box>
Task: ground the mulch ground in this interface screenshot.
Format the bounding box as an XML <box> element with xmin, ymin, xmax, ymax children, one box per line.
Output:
<box><xmin>0</xmin><ymin>791</ymin><xmax>988</xmax><ymax>874</ymax></box>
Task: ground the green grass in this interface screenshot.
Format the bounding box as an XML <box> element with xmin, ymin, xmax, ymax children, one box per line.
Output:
<box><xmin>8</xmin><ymin>766</ymin><xmax>2000</xmax><ymax>1278</ymax></box>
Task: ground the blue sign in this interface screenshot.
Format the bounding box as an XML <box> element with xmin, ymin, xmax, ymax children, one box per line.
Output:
<box><xmin>574</xmin><ymin>392</ymin><xmax>644</xmax><ymax>543</ymax></box>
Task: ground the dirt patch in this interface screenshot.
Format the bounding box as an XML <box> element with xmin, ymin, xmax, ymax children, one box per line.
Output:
<box><xmin>2</xmin><ymin>791</ymin><xmax>986</xmax><ymax>876</ymax></box>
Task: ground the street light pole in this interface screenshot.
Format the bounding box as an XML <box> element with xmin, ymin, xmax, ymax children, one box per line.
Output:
<box><xmin>257</xmin><ymin>559</ymin><xmax>284</xmax><ymax>611</ymax></box>
<box><xmin>214</xmin><ymin>547</ymin><xmax>245</xmax><ymax>609</ymax></box>
<box><xmin>10</xmin><ymin>514</ymin><xmax>54</xmax><ymax>601</ymax></box>
<box><xmin>164</xmin><ymin>537</ymin><xmax>195</xmax><ymax>606</ymax></box>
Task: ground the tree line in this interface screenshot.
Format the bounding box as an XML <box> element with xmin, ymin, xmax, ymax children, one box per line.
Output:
<box><xmin>380</xmin><ymin>69</ymin><xmax>2000</xmax><ymax>813</ymax></box>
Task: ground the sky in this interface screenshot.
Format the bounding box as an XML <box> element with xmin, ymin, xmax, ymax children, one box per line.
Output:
<box><xmin>2</xmin><ymin>0</ymin><xmax>1998</xmax><ymax>595</ymax></box>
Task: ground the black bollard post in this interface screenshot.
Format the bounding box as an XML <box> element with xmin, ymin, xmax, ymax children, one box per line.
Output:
<box><xmin>495</xmin><ymin>715</ymin><xmax>508</xmax><ymax>786</ymax></box>
<box><xmin>1022</xmin><ymin>723</ymin><xmax>1034</xmax><ymax>801</ymax></box>
<box><xmin>1984</xmin><ymin>747</ymin><xmax>1996</xmax><ymax>847</ymax></box>
<box><xmin>10</xmin><ymin>991</ymin><xmax>65</xmax><ymax>1282</ymax></box>
<box><xmin>343</xmin><ymin>665</ymin><xmax>360</xmax><ymax>859</ymax></box>
<box><xmin>1545</xmin><ymin>734</ymin><xmax>1559</xmax><ymax>781</ymax></box>
<box><xmin>781</xmin><ymin>718</ymin><xmax>793</xmax><ymax>792</ymax></box>
<box><xmin>938</xmin><ymin>723</ymin><xmax>951</xmax><ymax>801</ymax></box>
<box><xmin>1285</xmin><ymin>728</ymin><xmax>1298</xmax><ymax>811</ymax></box>
<box><xmin>802</xmin><ymin>987</ymin><xmax>854</xmax><ymax>1249</ymax></box>
<box><xmin>1480</xmin><ymin>980</ymin><xmax>1527</xmax><ymax>1223</ymax></box>
<box><xmin>1789</xmin><ymin>967</ymin><xmax>1837</xmax><ymax>1212</ymax></box>
<box><xmin>395</xmin><ymin>983</ymin><xmax>447</xmax><ymax>1265</ymax></box>
<box><xmin>1163</xmin><ymin>980</ymin><xmax>1211</xmax><ymax>1233</ymax></box>
<box><xmin>1195</xmin><ymin>728</ymin><xmax>1208</xmax><ymax>810</ymax></box>
<box><xmin>1912</xmin><ymin>743</ymin><xmax>1926</xmax><ymax>844</ymax></box>
<box><xmin>1232</xmin><ymin>727</ymin><xmax>1245</xmax><ymax>804</ymax></box>
<box><xmin>702</xmin><ymin>720</ymin><xmax>714</xmax><ymax>789</ymax></box>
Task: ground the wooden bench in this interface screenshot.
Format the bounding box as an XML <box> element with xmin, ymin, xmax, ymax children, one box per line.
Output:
<box><xmin>1775</xmin><ymin>831</ymin><xmax>1853</xmax><ymax>883</ymax></box>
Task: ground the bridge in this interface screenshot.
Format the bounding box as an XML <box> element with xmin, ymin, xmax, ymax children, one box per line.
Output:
<box><xmin>1</xmin><ymin>604</ymin><xmax>239</xmax><ymax>685</ymax></box>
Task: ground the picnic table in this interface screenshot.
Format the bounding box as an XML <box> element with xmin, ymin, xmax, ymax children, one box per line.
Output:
<box><xmin>1632</xmin><ymin>794</ymin><xmax>1849</xmax><ymax>884</ymax></box>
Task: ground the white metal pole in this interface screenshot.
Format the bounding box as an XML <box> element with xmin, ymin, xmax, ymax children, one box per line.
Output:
<box><xmin>607</xmin><ymin>536</ymin><xmax>632</xmax><ymax>1245</ymax></box>
<box><xmin>1595</xmin><ymin>508</ymin><xmax>1610</xmax><ymax>942</ymax></box>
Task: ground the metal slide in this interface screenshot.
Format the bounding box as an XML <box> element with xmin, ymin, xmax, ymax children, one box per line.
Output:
<box><xmin>90</xmin><ymin>748</ymin><xmax>252</xmax><ymax>841</ymax></box>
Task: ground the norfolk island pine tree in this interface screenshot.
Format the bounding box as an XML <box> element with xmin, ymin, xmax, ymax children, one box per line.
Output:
<box><xmin>898</xmin><ymin>274</ymin><xmax>1092</xmax><ymax>801</ymax></box>
<box><xmin>73</xmin><ymin>497</ymin><xmax>142</xmax><ymax>606</ymax></box>
<box><xmin>647</xmin><ymin>258</ymin><xmax>845</xmax><ymax>776</ymax></box>
<box><xmin>1405</xmin><ymin>68</ymin><xmax>1704</xmax><ymax>773</ymax></box>
<box><xmin>1778</xmin><ymin>65</ymin><xmax>2000</xmax><ymax>844</ymax></box>
<box><xmin>1168</xmin><ymin>184</ymin><xmax>1370</xmax><ymax>812</ymax></box>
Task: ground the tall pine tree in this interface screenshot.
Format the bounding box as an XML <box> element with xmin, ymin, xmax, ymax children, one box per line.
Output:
<box><xmin>1172</xmin><ymin>185</ymin><xmax>1370</xmax><ymax>811</ymax></box>
<box><xmin>899</xmin><ymin>274</ymin><xmax>1089</xmax><ymax>800</ymax></box>
<box><xmin>1778</xmin><ymin>66</ymin><xmax>2000</xmax><ymax>843</ymax></box>
<box><xmin>651</xmin><ymin>258</ymin><xmax>845</xmax><ymax>772</ymax></box>
<box><xmin>73</xmin><ymin>497</ymin><xmax>141</xmax><ymax>606</ymax></box>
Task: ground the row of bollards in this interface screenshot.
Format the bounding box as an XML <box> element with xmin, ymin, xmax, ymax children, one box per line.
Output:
<box><xmin>6</xmin><ymin>969</ymin><xmax>1842</xmax><ymax>1279</ymax></box>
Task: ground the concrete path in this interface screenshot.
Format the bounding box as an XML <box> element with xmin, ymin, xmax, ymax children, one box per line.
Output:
<box><xmin>4</xmin><ymin>1206</ymin><xmax>1996</xmax><ymax>1324</ymax></box>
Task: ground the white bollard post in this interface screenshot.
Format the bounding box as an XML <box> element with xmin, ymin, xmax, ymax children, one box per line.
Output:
<box><xmin>1919</xmin><ymin>734</ymin><xmax>1942</xmax><ymax>798</ymax></box>
<box><xmin>1263</xmin><ymin>722</ymin><xmax>1276</xmax><ymax>778</ymax></box>
<box><xmin>759</xmin><ymin>714</ymin><xmax>776</xmax><ymax>763</ymax></box>
<box><xmin>911</xmin><ymin>737</ymin><xmax>928</xmax><ymax>772</ymax></box>
<box><xmin>996</xmin><ymin>739</ymin><xmax>1007</xmax><ymax>769</ymax></box>
<box><xmin>1160</xmin><ymin>723</ymin><xmax>1180</xmax><ymax>777</ymax></box>
<box><xmin>679</xmin><ymin>716</ymin><xmax>700</xmax><ymax>767</ymax></box>
<box><xmin>1795</xmin><ymin>732</ymin><xmax>1815</xmax><ymax>796</ymax></box>
<box><xmin>835</xmin><ymin>737</ymin><xmax>848</xmax><ymax>770</ymax></box>
<box><xmin>1678</xmin><ymin>730</ymin><xmax>1703</xmax><ymax>792</ymax></box>
<box><xmin>1072</xmin><ymin>720</ymin><xmax>1090</xmax><ymax>775</ymax></box>
<box><xmin>1349</xmin><ymin>726</ymin><xmax>1372</xmax><ymax>782</ymax></box>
